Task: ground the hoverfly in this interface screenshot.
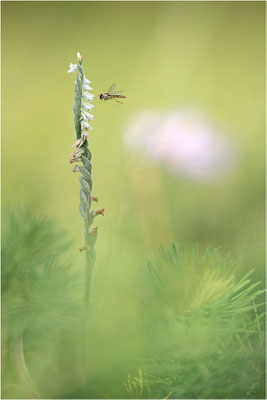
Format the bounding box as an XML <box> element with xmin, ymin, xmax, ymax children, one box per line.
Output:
<box><xmin>99</xmin><ymin>83</ymin><xmax>126</xmax><ymax>104</ymax></box>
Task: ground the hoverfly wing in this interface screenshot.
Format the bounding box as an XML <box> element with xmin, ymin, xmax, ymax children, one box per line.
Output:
<box><xmin>107</xmin><ymin>83</ymin><xmax>117</xmax><ymax>94</ymax></box>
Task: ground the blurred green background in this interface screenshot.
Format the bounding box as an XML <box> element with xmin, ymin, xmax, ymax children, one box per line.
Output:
<box><xmin>1</xmin><ymin>1</ymin><xmax>265</xmax><ymax>398</ymax></box>
<box><xmin>2</xmin><ymin>1</ymin><xmax>264</xmax><ymax>276</ymax></box>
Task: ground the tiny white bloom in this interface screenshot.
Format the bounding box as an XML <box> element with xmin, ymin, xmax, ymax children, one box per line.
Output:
<box><xmin>81</xmin><ymin>101</ymin><xmax>94</xmax><ymax>111</ymax></box>
<box><xmin>81</xmin><ymin>110</ymin><xmax>94</xmax><ymax>121</ymax></box>
<box><xmin>82</xmin><ymin>93</ymin><xmax>94</xmax><ymax>102</ymax></box>
<box><xmin>81</xmin><ymin>120</ymin><xmax>93</xmax><ymax>130</ymax></box>
<box><xmin>78</xmin><ymin>140</ymin><xmax>86</xmax><ymax>148</ymax></box>
<box><xmin>73</xmin><ymin>138</ymin><xmax>84</xmax><ymax>148</ymax></box>
<box><xmin>81</xmin><ymin>131</ymin><xmax>90</xmax><ymax>142</ymax></box>
<box><xmin>67</xmin><ymin>63</ymin><xmax>78</xmax><ymax>73</ymax></box>
<box><xmin>82</xmin><ymin>93</ymin><xmax>95</xmax><ymax>102</ymax></box>
<box><xmin>77</xmin><ymin>52</ymin><xmax>83</xmax><ymax>62</ymax></box>
<box><xmin>82</xmin><ymin>83</ymin><xmax>93</xmax><ymax>91</ymax></box>
<box><xmin>83</xmin><ymin>77</ymin><xmax>91</xmax><ymax>84</ymax></box>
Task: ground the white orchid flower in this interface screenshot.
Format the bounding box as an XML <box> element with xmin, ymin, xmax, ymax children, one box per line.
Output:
<box><xmin>81</xmin><ymin>120</ymin><xmax>93</xmax><ymax>131</ymax></box>
<box><xmin>81</xmin><ymin>110</ymin><xmax>94</xmax><ymax>121</ymax></box>
<box><xmin>82</xmin><ymin>93</ymin><xmax>95</xmax><ymax>102</ymax></box>
<box><xmin>81</xmin><ymin>101</ymin><xmax>94</xmax><ymax>111</ymax></box>
<box><xmin>67</xmin><ymin>63</ymin><xmax>78</xmax><ymax>73</ymax></box>
<box><xmin>82</xmin><ymin>83</ymin><xmax>93</xmax><ymax>91</ymax></box>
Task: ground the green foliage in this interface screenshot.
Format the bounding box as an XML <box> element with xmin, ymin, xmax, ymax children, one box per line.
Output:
<box><xmin>133</xmin><ymin>245</ymin><xmax>265</xmax><ymax>399</ymax></box>
<box><xmin>124</xmin><ymin>369</ymin><xmax>152</xmax><ymax>399</ymax></box>
<box><xmin>2</xmin><ymin>212</ymin><xmax>265</xmax><ymax>399</ymax></box>
<box><xmin>2</xmin><ymin>2</ymin><xmax>265</xmax><ymax>398</ymax></box>
<box><xmin>2</xmin><ymin>210</ymin><xmax>83</xmax><ymax>398</ymax></box>
<box><xmin>2</xmin><ymin>209</ymin><xmax>82</xmax><ymax>333</ymax></box>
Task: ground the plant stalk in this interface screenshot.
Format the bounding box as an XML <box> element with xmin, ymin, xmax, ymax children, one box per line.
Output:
<box><xmin>11</xmin><ymin>324</ymin><xmax>40</xmax><ymax>399</ymax></box>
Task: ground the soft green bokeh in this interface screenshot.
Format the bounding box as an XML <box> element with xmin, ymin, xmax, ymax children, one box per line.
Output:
<box><xmin>2</xmin><ymin>1</ymin><xmax>265</xmax><ymax>398</ymax></box>
<box><xmin>2</xmin><ymin>2</ymin><xmax>265</xmax><ymax>268</ymax></box>
<box><xmin>2</xmin><ymin>2</ymin><xmax>264</xmax><ymax>271</ymax></box>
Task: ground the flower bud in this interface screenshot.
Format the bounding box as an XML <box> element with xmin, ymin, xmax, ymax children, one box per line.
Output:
<box><xmin>93</xmin><ymin>208</ymin><xmax>105</xmax><ymax>217</ymax></box>
<box><xmin>78</xmin><ymin>245</ymin><xmax>88</xmax><ymax>252</ymax></box>
<box><xmin>69</xmin><ymin>156</ymin><xmax>82</xmax><ymax>164</ymax></box>
<box><xmin>73</xmin><ymin>165</ymin><xmax>80</xmax><ymax>173</ymax></box>
<box><xmin>77</xmin><ymin>52</ymin><xmax>83</xmax><ymax>62</ymax></box>
<box><xmin>73</xmin><ymin>138</ymin><xmax>84</xmax><ymax>148</ymax></box>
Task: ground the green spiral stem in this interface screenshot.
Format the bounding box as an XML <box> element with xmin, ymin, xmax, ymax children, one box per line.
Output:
<box><xmin>68</xmin><ymin>52</ymin><xmax>104</xmax><ymax>307</ymax></box>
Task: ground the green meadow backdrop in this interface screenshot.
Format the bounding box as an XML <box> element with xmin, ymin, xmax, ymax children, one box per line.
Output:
<box><xmin>2</xmin><ymin>1</ymin><xmax>265</xmax><ymax>399</ymax></box>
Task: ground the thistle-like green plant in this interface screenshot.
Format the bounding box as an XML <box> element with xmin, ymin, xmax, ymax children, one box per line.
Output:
<box><xmin>2</xmin><ymin>209</ymin><xmax>82</xmax><ymax>399</ymax></box>
<box><xmin>124</xmin><ymin>368</ymin><xmax>153</xmax><ymax>399</ymax></box>
<box><xmin>135</xmin><ymin>244</ymin><xmax>265</xmax><ymax>399</ymax></box>
<box><xmin>68</xmin><ymin>52</ymin><xmax>104</xmax><ymax>307</ymax></box>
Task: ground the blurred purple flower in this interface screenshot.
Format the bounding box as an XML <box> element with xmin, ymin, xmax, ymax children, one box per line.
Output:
<box><xmin>124</xmin><ymin>109</ymin><xmax>236</xmax><ymax>183</ymax></box>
